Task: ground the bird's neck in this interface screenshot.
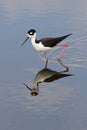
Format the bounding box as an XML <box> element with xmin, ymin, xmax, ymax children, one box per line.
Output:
<box><xmin>31</xmin><ymin>33</ymin><xmax>37</xmax><ymax>44</ymax></box>
<box><xmin>33</xmin><ymin>83</ymin><xmax>39</xmax><ymax>93</ymax></box>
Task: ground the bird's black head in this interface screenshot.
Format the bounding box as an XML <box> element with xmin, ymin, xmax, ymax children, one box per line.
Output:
<box><xmin>21</xmin><ymin>29</ymin><xmax>36</xmax><ymax>46</ymax></box>
<box><xmin>27</xmin><ymin>29</ymin><xmax>36</xmax><ymax>36</ymax></box>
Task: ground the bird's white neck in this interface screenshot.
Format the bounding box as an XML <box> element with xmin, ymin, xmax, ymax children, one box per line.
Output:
<box><xmin>30</xmin><ymin>33</ymin><xmax>37</xmax><ymax>44</ymax></box>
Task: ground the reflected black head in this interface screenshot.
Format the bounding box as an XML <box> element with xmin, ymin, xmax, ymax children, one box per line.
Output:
<box><xmin>31</xmin><ymin>91</ymin><xmax>38</xmax><ymax>96</ymax></box>
<box><xmin>27</xmin><ymin>29</ymin><xmax>36</xmax><ymax>36</ymax></box>
<box><xmin>30</xmin><ymin>87</ymin><xmax>39</xmax><ymax>96</ymax></box>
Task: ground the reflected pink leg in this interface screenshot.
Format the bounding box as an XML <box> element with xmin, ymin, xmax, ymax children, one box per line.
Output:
<box><xmin>56</xmin><ymin>44</ymin><xmax>68</xmax><ymax>59</ymax></box>
<box><xmin>44</xmin><ymin>51</ymin><xmax>48</xmax><ymax>68</ymax></box>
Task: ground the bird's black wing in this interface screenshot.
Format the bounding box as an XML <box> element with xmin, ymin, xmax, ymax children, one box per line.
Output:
<box><xmin>37</xmin><ymin>33</ymin><xmax>72</xmax><ymax>47</ymax></box>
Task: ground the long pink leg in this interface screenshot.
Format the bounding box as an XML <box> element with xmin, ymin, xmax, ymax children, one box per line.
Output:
<box><xmin>44</xmin><ymin>51</ymin><xmax>48</xmax><ymax>68</ymax></box>
<box><xmin>56</xmin><ymin>44</ymin><xmax>68</xmax><ymax>59</ymax></box>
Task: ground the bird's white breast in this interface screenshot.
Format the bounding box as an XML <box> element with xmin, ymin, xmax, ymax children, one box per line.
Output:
<box><xmin>31</xmin><ymin>39</ymin><xmax>51</xmax><ymax>51</ymax></box>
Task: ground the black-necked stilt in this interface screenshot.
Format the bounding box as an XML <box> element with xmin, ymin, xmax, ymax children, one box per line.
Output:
<box><xmin>21</xmin><ymin>29</ymin><xmax>72</xmax><ymax>67</ymax></box>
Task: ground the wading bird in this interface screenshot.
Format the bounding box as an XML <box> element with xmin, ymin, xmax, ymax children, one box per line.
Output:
<box><xmin>21</xmin><ymin>29</ymin><xmax>72</xmax><ymax>67</ymax></box>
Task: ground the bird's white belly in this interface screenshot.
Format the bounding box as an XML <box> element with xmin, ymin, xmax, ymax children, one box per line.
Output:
<box><xmin>32</xmin><ymin>41</ymin><xmax>51</xmax><ymax>51</ymax></box>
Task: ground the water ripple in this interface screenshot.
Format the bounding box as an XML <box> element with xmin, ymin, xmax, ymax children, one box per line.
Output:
<box><xmin>39</xmin><ymin>33</ymin><xmax>87</xmax><ymax>68</ymax></box>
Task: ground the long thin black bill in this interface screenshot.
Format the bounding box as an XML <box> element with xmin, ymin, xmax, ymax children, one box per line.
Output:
<box><xmin>21</xmin><ymin>37</ymin><xmax>29</xmax><ymax>46</ymax></box>
<box><xmin>23</xmin><ymin>83</ymin><xmax>32</xmax><ymax>91</ymax></box>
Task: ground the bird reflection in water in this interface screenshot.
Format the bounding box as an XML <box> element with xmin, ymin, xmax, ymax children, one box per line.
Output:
<box><xmin>23</xmin><ymin>61</ymin><xmax>72</xmax><ymax>96</ymax></box>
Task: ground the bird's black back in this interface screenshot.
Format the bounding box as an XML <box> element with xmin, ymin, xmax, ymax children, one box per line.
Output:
<box><xmin>36</xmin><ymin>33</ymin><xmax>72</xmax><ymax>47</ymax></box>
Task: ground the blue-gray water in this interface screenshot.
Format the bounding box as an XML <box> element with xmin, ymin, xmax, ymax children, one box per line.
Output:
<box><xmin>0</xmin><ymin>0</ymin><xmax>87</xmax><ymax>130</ymax></box>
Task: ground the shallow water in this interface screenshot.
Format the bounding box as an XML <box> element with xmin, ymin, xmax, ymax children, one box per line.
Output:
<box><xmin>0</xmin><ymin>0</ymin><xmax>87</xmax><ymax>130</ymax></box>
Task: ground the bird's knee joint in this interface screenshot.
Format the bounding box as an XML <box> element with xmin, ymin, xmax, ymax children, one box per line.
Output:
<box><xmin>64</xmin><ymin>44</ymin><xmax>69</xmax><ymax>47</ymax></box>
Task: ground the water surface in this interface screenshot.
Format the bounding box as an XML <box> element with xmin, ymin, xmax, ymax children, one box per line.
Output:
<box><xmin>0</xmin><ymin>0</ymin><xmax>87</xmax><ymax>130</ymax></box>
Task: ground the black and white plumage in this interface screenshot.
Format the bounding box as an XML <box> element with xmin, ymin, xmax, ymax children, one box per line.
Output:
<box><xmin>21</xmin><ymin>29</ymin><xmax>72</xmax><ymax>67</ymax></box>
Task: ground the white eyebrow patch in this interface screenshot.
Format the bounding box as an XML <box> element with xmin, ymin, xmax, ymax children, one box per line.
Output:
<box><xmin>30</xmin><ymin>32</ymin><xmax>33</xmax><ymax>35</ymax></box>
